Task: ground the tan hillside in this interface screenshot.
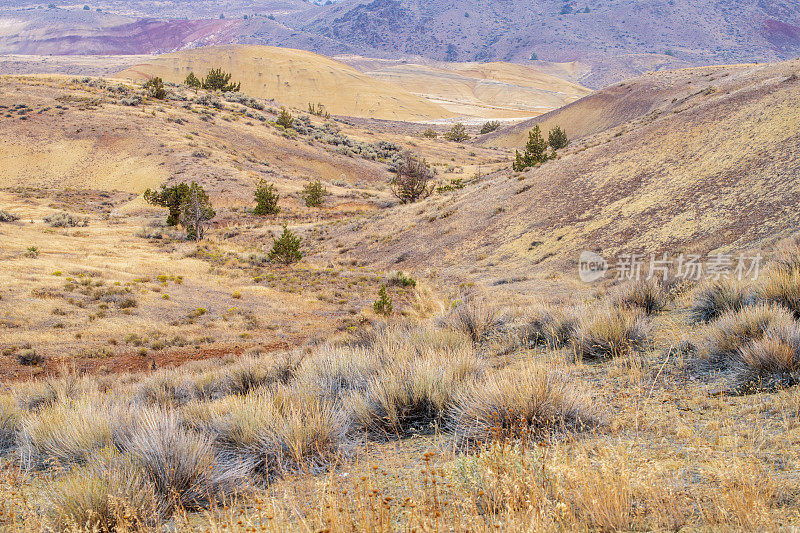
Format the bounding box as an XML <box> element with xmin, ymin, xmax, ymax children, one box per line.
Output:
<box><xmin>481</xmin><ymin>61</ymin><xmax>781</xmax><ymax>149</ymax></box>
<box><xmin>325</xmin><ymin>59</ymin><xmax>800</xmax><ymax>290</ymax></box>
<box><xmin>340</xmin><ymin>57</ymin><xmax>592</xmax><ymax>120</ymax></box>
<box><xmin>119</xmin><ymin>45</ymin><xmax>457</xmax><ymax>122</ymax></box>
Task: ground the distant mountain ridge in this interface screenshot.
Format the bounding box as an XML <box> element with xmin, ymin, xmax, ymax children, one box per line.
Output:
<box><xmin>1</xmin><ymin>0</ymin><xmax>799</xmax><ymax>87</ymax></box>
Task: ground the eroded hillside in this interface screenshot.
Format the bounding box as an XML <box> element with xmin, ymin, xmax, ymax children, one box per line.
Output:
<box><xmin>325</xmin><ymin>59</ymin><xmax>800</xmax><ymax>290</ymax></box>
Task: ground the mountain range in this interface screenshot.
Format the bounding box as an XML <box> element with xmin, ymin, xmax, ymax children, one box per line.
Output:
<box><xmin>2</xmin><ymin>0</ymin><xmax>799</xmax><ymax>86</ymax></box>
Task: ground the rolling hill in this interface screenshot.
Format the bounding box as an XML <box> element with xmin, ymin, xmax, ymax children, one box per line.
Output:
<box><xmin>322</xmin><ymin>59</ymin><xmax>800</xmax><ymax>288</ymax></box>
<box><xmin>118</xmin><ymin>45</ymin><xmax>590</xmax><ymax>122</ymax></box>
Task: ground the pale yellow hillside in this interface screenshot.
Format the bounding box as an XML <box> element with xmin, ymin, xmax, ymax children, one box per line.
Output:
<box><xmin>348</xmin><ymin>58</ymin><xmax>592</xmax><ymax>120</ymax></box>
<box><xmin>119</xmin><ymin>45</ymin><xmax>455</xmax><ymax>122</ymax></box>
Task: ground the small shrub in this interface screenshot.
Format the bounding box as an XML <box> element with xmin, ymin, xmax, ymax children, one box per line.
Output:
<box><xmin>479</xmin><ymin>120</ymin><xmax>501</xmax><ymax>134</ymax></box>
<box><xmin>17</xmin><ymin>348</ymin><xmax>44</xmax><ymax>366</ymax></box>
<box><xmin>43</xmin><ymin>212</ymin><xmax>89</xmax><ymax>228</ymax></box>
<box><xmin>573</xmin><ymin>307</ymin><xmax>650</xmax><ymax>361</ymax></box>
<box><xmin>690</xmin><ymin>280</ymin><xmax>753</xmax><ymax>324</ymax></box>
<box><xmin>422</xmin><ymin>128</ymin><xmax>438</xmax><ymax>139</ymax></box>
<box><xmin>143</xmin><ymin>77</ymin><xmax>166</xmax><ymax>99</ymax></box>
<box><xmin>388</xmin><ymin>271</ymin><xmax>416</xmax><ymax>288</ymax></box>
<box><xmin>276</xmin><ymin>107</ymin><xmax>294</xmax><ymax>129</ymax></box>
<box><xmin>0</xmin><ymin>209</ymin><xmax>19</xmax><ymax>222</ymax></box>
<box><xmin>444</xmin><ymin>122</ymin><xmax>470</xmax><ymax>142</ymax></box>
<box><xmin>25</xmin><ymin>246</ymin><xmax>39</xmax><ymax>258</ymax></box>
<box><xmin>253</xmin><ymin>179</ymin><xmax>280</xmax><ymax>215</ymax></box>
<box><xmin>301</xmin><ymin>179</ymin><xmax>328</xmax><ymax>207</ymax></box>
<box><xmin>449</xmin><ymin>361</ymin><xmax>598</xmax><ymax>447</ymax></box>
<box><xmin>268</xmin><ymin>225</ymin><xmax>303</xmax><ymax>265</ymax></box>
<box><xmin>373</xmin><ymin>284</ymin><xmax>393</xmax><ymax>316</ymax></box>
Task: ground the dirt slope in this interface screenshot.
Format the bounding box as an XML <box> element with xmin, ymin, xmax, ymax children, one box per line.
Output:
<box><xmin>342</xmin><ymin>58</ymin><xmax>592</xmax><ymax>120</ymax></box>
<box><xmin>118</xmin><ymin>45</ymin><xmax>456</xmax><ymax>122</ymax></box>
<box><xmin>322</xmin><ymin>59</ymin><xmax>800</xmax><ymax>289</ymax></box>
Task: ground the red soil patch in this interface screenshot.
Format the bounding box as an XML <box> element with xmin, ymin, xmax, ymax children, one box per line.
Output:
<box><xmin>0</xmin><ymin>340</ymin><xmax>291</xmax><ymax>383</ymax></box>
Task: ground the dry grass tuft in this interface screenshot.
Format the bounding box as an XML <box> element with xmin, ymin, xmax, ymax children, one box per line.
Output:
<box><xmin>690</xmin><ymin>279</ymin><xmax>753</xmax><ymax>324</ymax></box>
<box><xmin>732</xmin><ymin>320</ymin><xmax>800</xmax><ymax>393</ymax></box>
<box><xmin>614</xmin><ymin>279</ymin><xmax>668</xmax><ymax>315</ymax></box>
<box><xmin>444</xmin><ymin>295</ymin><xmax>506</xmax><ymax>344</ymax></box>
<box><xmin>694</xmin><ymin>303</ymin><xmax>796</xmax><ymax>375</ymax></box>
<box><xmin>573</xmin><ymin>307</ymin><xmax>650</xmax><ymax>362</ymax></box>
<box><xmin>349</xmin><ymin>347</ymin><xmax>485</xmax><ymax>438</ymax></box>
<box><xmin>759</xmin><ymin>264</ymin><xmax>800</xmax><ymax>318</ymax></box>
<box><xmin>511</xmin><ymin>306</ymin><xmax>578</xmax><ymax>349</ymax></box>
<box><xmin>18</xmin><ymin>396</ymin><xmax>117</xmax><ymax>470</ymax></box>
<box><xmin>46</xmin><ymin>450</ymin><xmax>160</xmax><ymax>532</ymax></box>
<box><xmin>448</xmin><ymin>361</ymin><xmax>599</xmax><ymax>447</ymax></box>
<box><xmin>119</xmin><ymin>409</ymin><xmax>235</xmax><ymax>511</ymax></box>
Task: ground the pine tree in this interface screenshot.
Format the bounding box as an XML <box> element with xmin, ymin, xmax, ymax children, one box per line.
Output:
<box><xmin>201</xmin><ymin>68</ymin><xmax>241</xmax><ymax>92</ymax></box>
<box><xmin>301</xmin><ymin>179</ymin><xmax>328</xmax><ymax>207</ymax></box>
<box><xmin>269</xmin><ymin>225</ymin><xmax>303</xmax><ymax>265</ymax></box>
<box><xmin>512</xmin><ymin>125</ymin><xmax>551</xmax><ymax>171</ymax></box>
<box><xmin>276</xmin><ymin>107</ymin><xmax>294</xmax><ymax>129</ymax></box>
<box><xmin>185</xmin><ymin>72</ymin><xmax>202</xmax><ymax>92</ymax></box>
<box><xmin>373</xmin><ymin>284</ymin><xmax>393</xmax><ymax>316</ymax></box>
<box><xmin>180</xmin><ymin>182</ymin><xmax>215</xmax><ymax>241</ymax></box>
<box><xmin>254</xmin><ymin>179</ymin><xmax>280</xmax><ymax>216</ymax></box>
<box><xmin>548</xmin><ymin>126</ymin><xmax>569</xmax><ymax>150</ymax></box>
<box><xmin>444</xmin><ymin>122</ymin><xmax>470</xmax><ymax>142</ymax></box>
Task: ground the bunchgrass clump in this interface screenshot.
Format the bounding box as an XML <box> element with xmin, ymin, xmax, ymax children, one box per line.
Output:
<box><xmin>573</xmin><ymin>307</ymin><xmax>650</xmax><ymax>362</ymax></box>
<box><xmin>513</xmin><ymin>306</ymin><xmax>578</xmax><ymax>349</ymax></box>
<box><xmin>759</xmin><ymin>265</ymin><xmax>800</xmax><ymax>318</ymax></box>
<box><xmin>445</xmin><ymin>296</ymin><xmax>505</xmax><ymax>344</ymax></box>
<box><xmin>694</xmin><ymin>303</ymin><xmax>795</xmax><ymax>374</ymax></box>
<box><xmin>46</xmin><ymin>451</ymin><xmax>160</xmax><ymax>531</ymax></box>
<box><xmin>448</xmin><ymin>361</ymin><xmax>599</xmax><ymax>448</ymax></box>
<box><xmin>348</xmin><ymin>349</ymin><xmax>485</xmax><ymax>439</ymax></box>
<box><xmin>690</xmin><ymin>279</ymin><xmax>753</xmax><ymax>324</ymax></box>
<box><xmin>614</xmin><ymin>279</ymin><xmax>668</xmax><ymax>315</ymax></box>
<box><xmin>733</xmin><ymin>321</ymin><xmax>800</xmax><ymax>393</ymax></box>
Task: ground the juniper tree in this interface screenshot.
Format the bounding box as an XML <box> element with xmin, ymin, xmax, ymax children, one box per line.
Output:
<box><xmin>548</xmin><ymin>126</ymin><xmax>569</xmax><ymax>150</ymax></box>
<box><xmin>180</xmin><ymin>182</ymin><xmax>216</xmax><ymax>241</ymax></box>
<box><xmin>144</xmin><ymin>183</ymin><xmax>191</xmax><ymax>226</ymax></box>
<box><xmin>143</xmin><ymin>77</ymin><xmax>166</xmax><ymax>99</ymax></box>
<box><xmin>185</xmin><ymin>72</ymin><xmax>202</xmax><ymax>92</ymax></box>
<box><xmin>269</xmin><ymin>224</ymin><xmax>303</xmax><ymax>265</ymax></box>
<box><xmin>390</xmin><ymin>151</ymin><xmax>435</xmax><ymax>203</ymax></box>
<box><xmin>253</xmin><ymin>179</ymin><xmax>280</xmax><ymax>216</ymax></box>
<box><xmin>301</xmin><ymin>179</ymin><xmax>328</xmax><ymax>207</ymax></box>
<box><xmin>445</xmin><ymin>122</ymin><xmax>470</xmax><ymax>142</ymax></box>
<box><xmin>201</xmin><ymin>68</ymin><xmax>241</xmax><ymax>92</ymax></box>
<box><xmin>276</xmin><ymin>107</ymin><xmax>294</xmax><ymax>129</ymax></box>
